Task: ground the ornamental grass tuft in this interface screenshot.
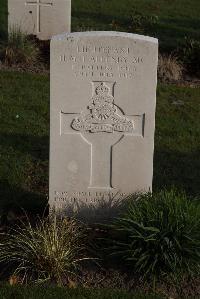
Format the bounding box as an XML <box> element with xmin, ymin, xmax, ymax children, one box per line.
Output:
<box><xmin>0</xmin><ymin>216</ymin><xmax>87</xmax><ymax>285</ymax></box>
<box><xmin>0</xmin><ymin>25</ymin><xmax>39</xmax><ymax>66</ymax></box>
<box><xmin>158</xmin><ymin>54</ymin><xmax>184</xmax><ymax>83</ymax></box>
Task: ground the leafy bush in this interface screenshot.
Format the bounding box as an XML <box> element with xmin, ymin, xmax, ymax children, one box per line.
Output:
<box><xmin>0</xmin><ymin>25</ymin><xmax>39</xmax><ymax>66</ymax></box>
<box><xmin>158</xmin><ymin>54</ymin><xmax>183</xmax><ymax>83</ymax></box>
<box><xmin>0</xmin><ymin>217</ymin><xmax>87</xmax><ymax>285</ymax></box>
<box><xmin>177</xmin><ymin>38</ymin><xmax>200</xmax><ymax>75</ymax></box>
<box><xmin>108</xmin><ymin>190</ymin><xmax>200</xmax><ymax>279</ymax></box>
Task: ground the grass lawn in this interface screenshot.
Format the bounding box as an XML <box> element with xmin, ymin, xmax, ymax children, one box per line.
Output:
<box><xmin>154</xmin><ymin>84</ymin><xmax>200</xmax><ymax>195</ymax></box>
<box><xmin>0</xmin><ymin>285</ymin><xmax>164</xmax><ymax>299</ymax></box>
<box><xmin>0</xmin><ymin>71</ymin><xmax>49</xmax><ymax>215</ymax></box>
<box><xmin>73</xmin><ymin>0</ymin><xmax>200</xmax><ymax>51</ymax></box>
<box><xmin>1</xmin><ymin>0</ymin><xmax>200</xmax><ymax>50</ymax></box>
<box><xmin>0</xmin><ymin>71</ymin><xmax>199</xmax><ymax>217</ymax></box>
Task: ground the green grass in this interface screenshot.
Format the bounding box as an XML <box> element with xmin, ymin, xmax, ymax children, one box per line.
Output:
<box><xmin>0</xmin><ymin>71</ymin><xmax>49</xmax><ymax>216</ymax></box>
<box><xmin>0</xmin><ymin>71</ymin><xmax>199</xmax><ymax>218</ymax></box>
<box><xmin>72</xmin><ymin>0</ymin><xmax>200</xmax><ymax>50</ymax></box>
<box><xmin>1</xmin><ymin>0</ymin><xmax>200</xmax><ymax>50</ymax></box>
<box><xmin>154</xmin><ymin>84</ymin><xmax>200</xmax><ymax>195</ymax></box>
<box><xmin>0</xmin><ymin>285</ymin><xmax>164</xmax><ymax>299</ymax></box>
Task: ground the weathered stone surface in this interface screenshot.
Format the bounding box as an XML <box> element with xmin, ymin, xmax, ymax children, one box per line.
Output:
<box><xmin>8</xmin><ymin>0</ymin><xmax>71</xmax><ymax>40</ymax></box>
<box><xmin>49</xmin><ymin>32</ymin><xmax>158</xmax><ymax>218</ymax></box>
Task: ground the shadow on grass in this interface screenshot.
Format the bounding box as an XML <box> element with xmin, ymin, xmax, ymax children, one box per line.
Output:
<box><xmin>1</xmin><ymin>133</ymin><xmax>49</xmax><ymax>160</ymax></box>
<box><xmin>154</xmin><ymin>19</ymin><xmax>200</xmax><ymax>51</ymax></box>
<box><xmin>0</xmin><ymin>180</ymin><xmax>48</xmax><ymax>224</ymax></box>
<box><xmin>166</xmin><ymin>17</ymin><xmax>200</xmax><ymax>31</ymax></box>
<box><xmin>153</xmin><ymin>149</ymin><xmax>200</xmax><ymax>196</ymax></box>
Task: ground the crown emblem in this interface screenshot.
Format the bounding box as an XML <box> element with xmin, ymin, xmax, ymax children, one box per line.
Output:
<box><xmin>95</xmin><ymin>82</ymin><xmax>109</xmax><ymax>96</ymax></box>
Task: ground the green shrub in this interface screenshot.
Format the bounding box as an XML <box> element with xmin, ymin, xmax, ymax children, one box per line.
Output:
<box><xmin>0</xmin><ymin>25</ymin><xmax>39</xmax><ymax>66</ymax></box>
<box><xmin>0</xmin><ymin>217</ymin><xmax>87</xmax><ymax>285</ymax></box>
<box><xmin>108</xmin><ymin>190</ymin><xmax>200</xmax><ymax>279</ymax></box>
<box><xmin>177</xmin><ymin>38</ymin><xmax>200</xmax><ymax>75</ymax></box>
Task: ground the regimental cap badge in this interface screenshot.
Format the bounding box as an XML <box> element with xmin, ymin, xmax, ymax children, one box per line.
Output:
<box><xmin>71</xmin><ymin>81</ymin><xmax>135</xmax><ymax>134</ymax></box>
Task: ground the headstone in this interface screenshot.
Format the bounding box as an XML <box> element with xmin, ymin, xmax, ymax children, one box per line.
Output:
<box><xmin>50</xmin><ymin>32</ymin><xmax>158</xmax><ymax>218</ymax></box>
<box><xmin>8</xmin><ymin>0</ymin><xmax>71</xmax><ymax>40</ymax></box>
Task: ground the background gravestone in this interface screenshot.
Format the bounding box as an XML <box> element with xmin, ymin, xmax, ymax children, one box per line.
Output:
<box><xmin>8</xmin><ymin>0</ymin><xmax>71</xmax><ymax>40</ymax></box>
<box><xmin>0</xmin><ymin>0</ymin><xmax>8</xmax><ymax>40</ymax></box>
<box><xmin>50</xmin><ymin>32</ymin><xmax>158</xmax><ymax>217</ymax></box>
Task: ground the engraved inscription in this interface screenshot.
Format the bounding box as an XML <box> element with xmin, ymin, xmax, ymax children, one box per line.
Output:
<box><xmin>71</xmin><ymin>82</ymin><xmax>134</xmax><ymax>134</ymax></box>
<box><xmin>59</xmin><ymin>45</ymin><xmax>144</xmax><ymax>80</ymax></box>
<box><xmin>53</xmin><ymin>190</ymin><xmax>128</xmax><ymax>205</ymax></box>
<box><xmin>77</xmin><ymin>45</ymin><xmax>131</xmax><ymax>54</ymax></box>
<box><xmin>25</xmin><ymin>0</ymin><xmax>53</xmax><ymax>33</ymax></box>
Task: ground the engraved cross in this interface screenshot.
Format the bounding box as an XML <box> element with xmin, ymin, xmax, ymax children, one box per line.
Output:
<box><xmin>61</xmin><ymin>81</ymin><xmax>145</xmax><ymax>190</ymax></box>
<box><xmin>26</xmin><ymin>0</ymin><xmax>53</xmax><ymax>33</ymax></box>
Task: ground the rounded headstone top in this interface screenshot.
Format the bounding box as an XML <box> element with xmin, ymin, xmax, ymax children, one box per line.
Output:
<box><xmin>51</xmin><ymin>31</ymin><xmax>158</xmax><ymax>44</ymax></box>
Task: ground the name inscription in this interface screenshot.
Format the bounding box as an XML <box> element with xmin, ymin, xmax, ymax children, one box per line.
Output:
<box><xmin>59</xmin><ymin>45</ymin><xmax>144</xmax><ymax>79</ymax></box>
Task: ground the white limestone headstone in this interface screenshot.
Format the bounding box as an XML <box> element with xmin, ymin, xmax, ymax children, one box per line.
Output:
<box><xmin>8</xmin><ymin>0</ymin><xmax>71</xmax><ymax>40</ymax></box>
<box><xmin>50</xmin><ymin>32</ymin><xmax>158</xmax><ymax>217</ymax></box>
